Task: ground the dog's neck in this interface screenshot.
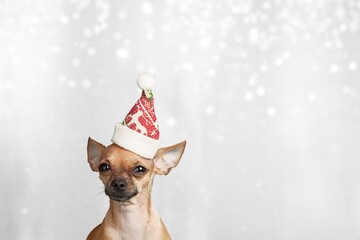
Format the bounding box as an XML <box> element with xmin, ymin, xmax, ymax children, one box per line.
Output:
<box><xmin>104</xmin><ymin>199</ymin><xmax>151</xmax><ymax>239</ymax></box>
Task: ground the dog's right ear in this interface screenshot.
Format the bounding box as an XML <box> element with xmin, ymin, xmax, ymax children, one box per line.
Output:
<box><xmin>87</xmin><ymin>137</ymin><xmax>105</xmax><ymax>172</ymax></box>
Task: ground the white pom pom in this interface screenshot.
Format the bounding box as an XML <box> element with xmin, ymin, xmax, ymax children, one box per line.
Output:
<box><xmin>137</xmin><ymin>72</ymin><xmax>155</xmax><ymax>90</ymax></box>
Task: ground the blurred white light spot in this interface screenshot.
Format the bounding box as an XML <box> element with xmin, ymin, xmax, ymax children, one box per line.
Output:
<box><xmin>334</xmin><ymin>39</ymin><xmax>343</xmax><ymax>49</ymax></box>
<box><xmin>144</xmin><ymin>23</ymin><xmax>154</xmax><ymax>40</ymax></box>
<box><xmin>82</xmin><ymin>79</ymin><xmax>92</xmax><ymax>89</ymax></box>
<box><xmin>49</xmin><ymin>45</ymin><xmax>60</xmax><ymax>53</ymax></box>
<box><xmin>28</xmin><ymin>27</ymin><xmax>37</xmax><ymax>35</ymax></box>
<box><xmin>211</xmin><ymin>55</ymin><xmax>219</xmax><ymax>62</ymax></box>
<box><xmin>248</xmin><ymin>75</ymin><xmax>257</xmax><ymax>86</ymax></box>
<box><xmin>6</xmin><ymin>46</ymin><xmax>15</xmax><ymax>55</ymax></box>
<box><xmin>58</xmin><ymin>75</ymin><xmax>66</xmax><ymax>84</ymax></box>
<box><xmin>275</xmin><ymin>57</ymin><xmax>283</xmax><ymax>66</ymax></box>
<box><xmin>182</xmin><ymin>62</ymin><xmax>194</xmax><ymax>71</ymax></box>
<box><xmin>123</xmin><ymin>39</ymin><xmax>131</xmax><ymax>46</ymax></box>
<box><xmin>342</xmin><ymin>85</ymin><xmax>350</xmax><ymax>94</ymax></box>
<box><xmin>330</xmin><ymin>64</ymin><xmax>339</xmax><ymax>73</ymax></box>
<box><xmin>303</xmin><ymin>33</ymin><xmax>311</xmax><ymax>40</ymax></box>
<box><xmin>72</xmin><ymin>12</ymin><xmax>81</xmax><ymax>21</ymax></box>
<box><xmin>87</xmin><ymin>47</ymin><xmax>96</xmax><ymax>55</ymax></box>
<box><xmin>349</xmin><ymin>61</ymin><xmax>357</xmax><ymax>71</ymax></box>
<box><xmin>349</xmin><ymin>19</ymin><xmax>359</xmax><ymax>33</ymax></box>
<box><xmin>166</xmin><ymin>117</ymin><xmax>176</xmax><ymax>127</ymax></box>
<box><xmin>40</xmin><ymin>61</ymin><xmax>50</xmax><ymax>71</ymax></box>
<box><xmin>72</xmin><ymin>58</ymin><xmax>81</xmax><ymax>67</ymax></box>
<box><xmin>256</xmin><ymin>182</ymin><xmax>263</xmax><ymax>188</ymax></box>
<box><xmin>10</xmin><ymin>55</ymin><xmax>21</xmax><ymax>64</ymax></box>
<box><xmin>83</xmin><ymin>28</ymin><xmax>92</xmax><ymax>38</ymax></box>
<box><xmin>116</xmin><ymin>48</ymin><xmax>129</xmax><ymax>59</ymax></box>
<box><xmin>282</xmin><ymin>51</ymin><xmax>291</xmax><ymax>59</ymax></box>
<box><xmin>205</xmin><ymin>106</ymin><xmax>215</xmax><ymax>115</ymax></box>
<box><xmin>146</xmin><ymin>33</ymin><xmax>154</xmax><ymax>41</ymax></box>
<box><xmin>256</xmin><ymin>86</ymin><xmax>265</xmax><ymax>96</ymax></box>
<box><xmin>67</xmin><ymin>79</ymin><xmax>77</xmax><ymax>88</ymax></box>
<box><xmin>312</xmin><ymin>64</ymin><xmax>320</xmax><ymax>72</ymax></box>
<box><xmin>21</xmin><ymin>208</ymin><xmax>28</xmax><ymax>215</ymax></box>
<box><xmin>342</xmin><ymin>85</ymin><xmax>356</xmax><ymax>96</ymax></box>
<box><xmin>59</xmin><ymin>15</ymin><xmax>69</xmax><ymax>25</ymax></box>
<box><xmin>240</xmin><ymin>51</ymin><xmax>247</xmax><ymax>59</ymax></box>
<box><xmin>260</xmin><ymin>62</ymin><xmax>268</xmax><ymax>72</ymax></box>
<box><xmin>173</xmin><ymin>64</ymin><xmax>181</xmax><ymax>72</ymax></box>
<box><xmin>161</xmin><ymin>24</ymin><xmax>172</xmax><ymax>32</ymax></box>
<box><xmin>200</xmin><ymin>37</ymin><xmax>211</xmax><ymax>48</ymax></box>
<box><xmin>142</xmin><ymin>2</ymin><xmax>153</xmax><ymax>14</ymax></box>
<box><xmin>263</xmin><ymin>2</ymin><xmax>271</xmax><ymax>9</ymax></box>
<box><xmin>118</xmin><ymin>12</ymin><xmax>127</xmax><ymax>19</ymax></box>
<box><xmin>249</xmin><ymin>28</ymin><xmax>260</xmax><ymax>44</ymax></box>
<box><xmin>93</xmin><ymin>25</ymin><xmax>102</xmax><ymax>35</ymax></box>
<box><xmin>136</xmin><ymin>62</ymin><xmax>145</xmax><ymax>71</ymax></box>
<box><xmin>147</xmin><ymin>66</ymin><xmax>156</xmax><ymax>73</ymax></box>
<box><xmin>5</xmin><ymin>81</ymin><xmax>14</xmax><ymax>91</ymax></box>
<box><xmin>79</xmin><ymin>42</ymin><xmax>87</xmax><ymax>49</ymax></box>
<box><xmin>340</xmin><ymin>23</ymin><xmax>347</xmax><ymax>32</ymax></box>
<box><xmin>290</xmin><ymin>35</ymin><xmax>299</xmax><ymax>43</ymax></box>
<box><xmin>218</xmin><ymin>41</ymin><xmax>226</xmax><ymax>49</ymax></box>
<box><xmin>179</xmin><ymin>44</ymin><xmax>188</xmax><ymax>54</ymax></box>
<box><xmin>244</xmin><ymin>92</ymin><xmax>254</xmax><ymax>101</ymax></box>
<box><xmin>114</xmin><ymin>32</ymin><xmax>122</xmax><ymax>40</ymax></box>
<box><xmin>267</xmin><ymin>106</ymin><xmax>276</xmax><ymax>116</ymax></box>
<box><xmin>207</xmin><ymin>69</ymin><xmax>216</xmax><ymax>77</ymax></box>
<box><xmin>308</xmin><ymin>93</ymin><xmax>317</xmax><ymax>102</ymax></box>
<box><xmin>292</xmin><ymin>106</ymin><xmax>303</xmax><ymax>115</ymax></box>
<box><xmin>97</xmin><ymin>11</ymin><xmax>109</xmax><ymax>23</ymax></box>
<box><xmin>325</xmin><ymin>40</ymin><xmax>333</xmax><ymax>49</ymax></box>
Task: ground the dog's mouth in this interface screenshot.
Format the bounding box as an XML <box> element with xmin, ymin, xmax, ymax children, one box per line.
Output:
<box><xmin>105</xmin><ymin>189</ymin><xmax>138</xmax><ymax>203</ymax></box>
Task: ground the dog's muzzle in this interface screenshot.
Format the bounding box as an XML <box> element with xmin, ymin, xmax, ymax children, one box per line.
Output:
<box><xmin>105</xmin><ymin>179</ymin><xmax>138</xmax><ymax>202</ymax></box>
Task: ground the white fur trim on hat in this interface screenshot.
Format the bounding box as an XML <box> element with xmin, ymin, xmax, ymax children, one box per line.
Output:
<box><xmin>111</xmin><ymin>123</ymin><xmax>160</xmax><ymax>159</ymax></box>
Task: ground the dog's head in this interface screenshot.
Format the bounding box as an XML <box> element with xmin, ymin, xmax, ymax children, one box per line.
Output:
<box><xmin>87</xmin><ymin>138</ymin><xmax>186</xmax><ymax>204</ymax></box>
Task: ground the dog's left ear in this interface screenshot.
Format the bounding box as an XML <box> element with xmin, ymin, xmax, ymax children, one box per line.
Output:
<box><xmin>153</xmin><ymin>141</ymin><xmax>186</xmax><ymax>175</ymax></box>
<box><xmin>87</xmin><ymin>137</ymin><xmax>105</xmax><ymax>172</ymax></box>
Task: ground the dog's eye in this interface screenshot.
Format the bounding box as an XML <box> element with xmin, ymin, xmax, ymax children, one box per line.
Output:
<box><xmin>134</xmin><ymin>166</ymin><xmax>147</xmax><ymax>174</ymax></box>
<box><xmin>98</xmin><ymin>163</ymin><xmax>111</xmax><ymax>172</ymax></box>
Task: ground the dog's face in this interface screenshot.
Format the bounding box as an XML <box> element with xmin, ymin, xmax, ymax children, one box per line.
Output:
<box><xmin>97</xmin><ymin>144</ymin><xmax>155</xmax><ymax>203</ymax></box>
<box><xmin>87</xmin><ymin>138</ymin><xmax>186</xmax><ymax>204</ymax></box>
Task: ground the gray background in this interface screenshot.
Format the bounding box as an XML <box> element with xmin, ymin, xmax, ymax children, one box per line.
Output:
<box><xmin>1</xmin><ymin>0</ymin><xmax>360</xmax><ymax>239</ymax></box>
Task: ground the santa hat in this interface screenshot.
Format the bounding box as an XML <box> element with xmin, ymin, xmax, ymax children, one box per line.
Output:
<box><xmin>111</xmin><ymin>73</ymin><xmax>160</xmax><ymax>159</ymax></box>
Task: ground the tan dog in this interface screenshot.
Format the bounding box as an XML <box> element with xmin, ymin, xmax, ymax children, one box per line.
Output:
<box><xmin>86</xmin><ymin>137</ymin><xmax>186</xmax><ymax>240</ymax></box>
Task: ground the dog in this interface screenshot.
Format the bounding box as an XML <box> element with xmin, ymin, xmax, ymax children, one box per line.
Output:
<box><xmin>86</xmin><ymin>137</ymin><xmax>186</xmax><ymax>240</ymax></box>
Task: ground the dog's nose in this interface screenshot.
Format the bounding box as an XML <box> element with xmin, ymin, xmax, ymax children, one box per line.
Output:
<box><xmin>111</xmin><ymin>179</ymin><xmax>128</xmax><ymax>191</ymax></box>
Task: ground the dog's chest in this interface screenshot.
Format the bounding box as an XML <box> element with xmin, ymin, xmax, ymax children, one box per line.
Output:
<box><xmin>106</xmin><ymin>226</ymin><xmax>145</xmax><ymax>240</ymax></box>
<box><xmin>105</xmin><ymin>213</ymin><xmax>148</xmax><ymax>240</ymax></box>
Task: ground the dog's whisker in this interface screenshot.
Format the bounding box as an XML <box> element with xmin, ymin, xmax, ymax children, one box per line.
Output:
<box><xmin>97</xmin><ymin>190</ymin><xmax>105</xmax><ymax>195</ymax></box>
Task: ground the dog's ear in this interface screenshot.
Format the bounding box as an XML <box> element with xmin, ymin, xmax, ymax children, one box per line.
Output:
<box><xmin>87</xmin><ymin>137</ymin><xmax>105</xmax><ymax>172</ymax></box>
<box><xmin>153</xmin><ymin>141</ymin><xmax>186</xmax><ymax>175</ymax></box>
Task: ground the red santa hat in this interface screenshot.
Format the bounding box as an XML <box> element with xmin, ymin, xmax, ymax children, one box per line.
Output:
<box><xmin>111</xmin><ymin>73</ymin><xmax>160</xmax><ymax>159</ymax></box>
